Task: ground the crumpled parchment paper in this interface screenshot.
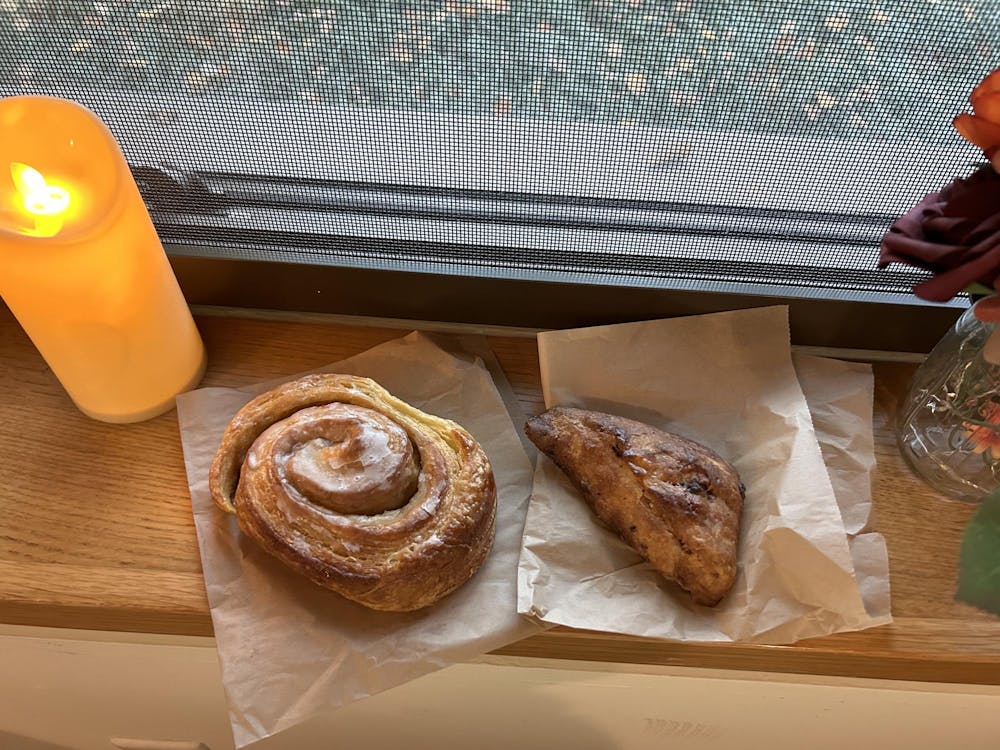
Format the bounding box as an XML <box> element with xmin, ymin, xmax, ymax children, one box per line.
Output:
<box><xmin>517</xmin><ymin>307</ymin><xmax>891</xmax><ymax>643</ymax></box>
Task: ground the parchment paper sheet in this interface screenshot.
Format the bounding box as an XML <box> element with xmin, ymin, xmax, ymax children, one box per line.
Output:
<box><xmin>793</xmin><ymin>353</ymin><xmax>891</xmax><ymax>629</ymax></box>
<box><xmin>176</xmin><ymin>332</ymin><xmax>542</xmax><ymax>748</ymax></box>
<box><xmin>517</xmin><ymin>307</ymin><xmax>891</xmax><ymax>643</ymax></box>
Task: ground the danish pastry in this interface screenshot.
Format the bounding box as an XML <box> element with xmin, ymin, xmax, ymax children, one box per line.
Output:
<box><xmin>209</xmin><ymin>374</ymin><xmax>497</xmax><ymax>612</ymax></box>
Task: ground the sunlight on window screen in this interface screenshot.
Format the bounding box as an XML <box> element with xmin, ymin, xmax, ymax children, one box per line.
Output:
<box><xmin>1</xmin><ymin>0</ymin><xmax>994</xmax><ymax>142</ymax></box>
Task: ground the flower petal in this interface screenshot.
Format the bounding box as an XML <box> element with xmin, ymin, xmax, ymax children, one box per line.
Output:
<box><xmin>954</xmin><ymin>113</ymin><xmax>1000</xmax><ymax>156</ymax></box>
<box><xmin>913</xmin><ymin>238</ymin><xmax>1000</xmax><ymax>301</ymax></box>
<box><xmin>972</xmin><ymin>295</ymin><xmax>1000</xmax><ymax>323</ymax></box>
<box><xmin>971</xmin><ymin>68</ymin><xmax>1000</xmax><ymax>105</ymax></box>
<box><xmin>880</xmin><ymin>233</ymin><xmax>973</xmax><ymax>268</ymax></box>
<box><xmin>939</xmin><ymin>168</ymin><xmax>1000</xmax><ymax>225</ymax></box>
<box><xmin>973</xmin><ymin>92</ymin><xmax>1000</xmax><ymax>124</ymax></box>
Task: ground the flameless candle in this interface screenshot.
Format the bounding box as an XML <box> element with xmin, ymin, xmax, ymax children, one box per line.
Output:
<box><xmin>0</xmin><ymin>96</ymin><xmax>206</xmax><ymax>423</ymax></box>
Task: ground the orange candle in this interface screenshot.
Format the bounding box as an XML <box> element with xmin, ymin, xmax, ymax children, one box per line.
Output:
<box><xmin>0</xmin><ymin>96</ymin><xmax>206</xmax><ymax>423</ymax></box>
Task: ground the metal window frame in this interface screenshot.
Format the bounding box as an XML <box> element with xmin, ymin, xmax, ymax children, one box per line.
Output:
<box><xmin>168</xmin><ymin>249</ymin><xmax>964</xmax><ymax>353</ymax></box>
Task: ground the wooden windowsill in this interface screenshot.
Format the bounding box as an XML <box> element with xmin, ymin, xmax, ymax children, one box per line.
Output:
<box><xmin>2</xmin><ymin>303</ymin><xmax>998</xmax><ymax>685</ymax></box>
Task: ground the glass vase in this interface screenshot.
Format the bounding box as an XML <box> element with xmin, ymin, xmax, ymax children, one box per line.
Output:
<box><xmin>897</xmin><ymin>301</ymin><xmax>1000</xmax><ymax>502</ymax></box>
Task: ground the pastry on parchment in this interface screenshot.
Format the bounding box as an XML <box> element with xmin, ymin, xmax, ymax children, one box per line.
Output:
<box><xmin>525</xmin><ymin>407</ymin><xmax>744</xmax><ymax>606</ymax></box>
<box><xmin>209</xmin><ymin>374</ymin><xmax>497</xmax><ymax>612</ymax></box>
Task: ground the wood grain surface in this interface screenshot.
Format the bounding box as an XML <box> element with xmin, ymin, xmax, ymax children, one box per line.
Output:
<box><xmin>1</xmin><ymin>304</ymin><xmax>998</xmax><ymax>684</ymax></box>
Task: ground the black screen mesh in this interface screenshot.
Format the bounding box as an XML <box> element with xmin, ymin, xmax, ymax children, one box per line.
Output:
<box><xmin>2</xmin><ymin>0</ymin><xmax>997</xmax><ymax>295</ymax></box>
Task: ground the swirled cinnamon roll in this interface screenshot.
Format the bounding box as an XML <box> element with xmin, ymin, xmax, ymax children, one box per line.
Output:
<box><xmin>209</xmin><ymin>374</ymin><xmax>497</xmax><ymax>612</ymax></box>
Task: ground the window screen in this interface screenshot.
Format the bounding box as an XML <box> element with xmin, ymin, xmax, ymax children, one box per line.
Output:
<box><xmin>1</xmin><ymin>0</ymin><xmax>996</xmax><ymax>297</ymax></box>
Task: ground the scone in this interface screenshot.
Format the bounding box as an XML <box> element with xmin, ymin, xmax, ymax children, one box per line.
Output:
<box><xmin>525</xmin><ymin>407</ymin><xmax>744</xmax><ymax>606</ymax></box>
<box><xmin>209</xmin><ymin>373</ymin><xmax>497</xmax><ymax>612</ymax></box>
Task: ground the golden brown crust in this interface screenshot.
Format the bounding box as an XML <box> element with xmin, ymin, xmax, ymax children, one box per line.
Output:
<box><xmin>525</xmin><ymin>407</ymin><xmax>743</xmax><ymax>606</ymax></box>
<box><xmin>208</xmin><ymin>374</ymin><xmax>497</xmax><ymax>612</ymax></box>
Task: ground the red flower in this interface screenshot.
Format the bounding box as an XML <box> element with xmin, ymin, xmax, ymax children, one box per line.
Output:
<box><xmin>879</xmin><ymin>69</ymin><xmax>1000</xmax><ymax>306</ymax></box>
<box><xmin>878</xmin><ymin>167</ymin><xmax>1000</xmax><ymax>302</ymax></box>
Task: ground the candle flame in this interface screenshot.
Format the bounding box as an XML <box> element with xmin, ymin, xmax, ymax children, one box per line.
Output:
<box><xmin>9</xmin><ymin>162</ymin><xmax>71</xmax><ymax>237</ymax></box>
<box><xmin>11</xmin><ymin>162</ymin><xmax>71</xmax><ymax>216</ymax></box>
